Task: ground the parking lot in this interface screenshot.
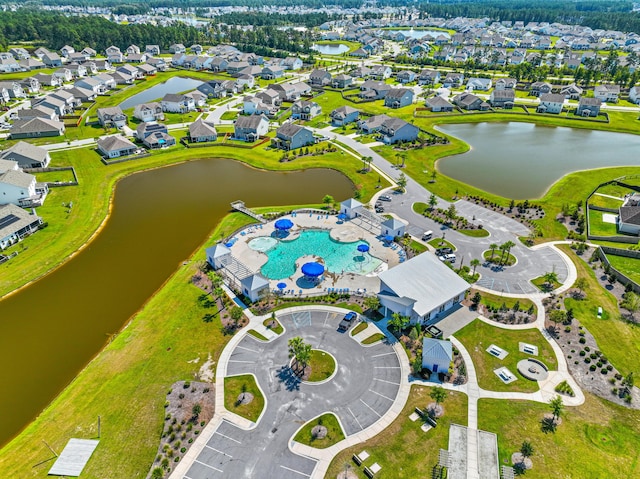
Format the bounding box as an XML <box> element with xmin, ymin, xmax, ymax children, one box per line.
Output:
<box><xmin>183</xmin><ymin>308</ymin><xmax>402</xmax><ymax>479</ymax></box>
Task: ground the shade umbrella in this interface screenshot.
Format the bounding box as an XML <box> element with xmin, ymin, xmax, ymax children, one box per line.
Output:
<box><xmin>301</xmin><ymin>262</ymin><xmax>325</xmax><ymax>278</ymax></box>
<box><xmin>274</xmin><ymin>218</ymin><xmax>294</xmax><ymax>231</ymax></box>
<box><xmin>384</xmin><ymin>235</ymin><xmax>394</xmax><ymax>242</ymax></box>
<box><xmin>357</xmin><ymin>243</ymin><xmax>370</xmax><ymax>253</ymax></box>
<box><xmin>337</xmin><ymin>213</ymin><xmax>347</xmax><ymax>220</ymax></box>
<box><xmin>277</xmin><ymin>282</ymin><xmax>287</xmax><ymax>290</ymax></box>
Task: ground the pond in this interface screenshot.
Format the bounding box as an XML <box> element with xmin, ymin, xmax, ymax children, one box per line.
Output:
<box><xmin>388</xmin><ymin>29</ymin><xmax>451</xmax><ymax>40</ymax></box>
<box><xmin>311</xmin><ymin>43</ymin><xmax>350</xmax><ymax>55</ymax></box>
<box><xmin>119</xmin><ymin>76</ymin><xmax>204</xmax><ymax>110</ymax></box>
<box><xmin>436</xmin><ymin>122</ymin><xmax>640</xmax><ymax>199</ymax></box>
<box><xmin>0</xmin><ymin>159</ymin><xmax>352</xmax><ymax>447</ymax></box>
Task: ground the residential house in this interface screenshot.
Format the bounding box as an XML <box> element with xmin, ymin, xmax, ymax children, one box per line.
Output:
<box><xmin>67</xmin><ymin>63</ymin><xmax>88</xmax><ymax>78</ymax></box>
<box><xmin>358</xmin><ymin>114</ymin><xmax>391</xmax><ymax>134</ymax></box>
<box><xmin>190</xmin><ymin>44</ymin><xmax>203</xmax><ymax>55</ymax></box>
<box><xmin>381</xmin><ymin>217</ymin><xmax>407</xmax><ymax>237</ymax></box>
<box><xmin>60</xmin><ymin>45</ymin><xmax>75</xmax><ymax>58</ymax></box>
<box><xmin>33</xmin><ymin>47</ymin><xmax>50</xmax><ymax>60</ymax></box>
<box><xmin>18</xmin><ymin>58</ymin><xmax>45</xmax><ymax>71</ymax></box>
<box><xmin>17</xmin><ymin>106</ymin><xmax>58</xmax><ymax>122</ymax></box>
<box><xmin>384</xmin><ymin>88</ymin><xmax>414</xmax><ymax>108</ymax></box>
<box><xmin>331</xmin><ymin>74</ymin><xmax>352</xmax><ymax>89</ymax></box>
<box><xmin>66</xmin><ymin>87</ymin><xmax>96</xmax><ymax>103</ymax></box>
<box><xmin>0</xmin><ymin>203</ymin><xmax>43</xmax><ymax>251</ymax></box>
<box><xmin>234</xmin><ymin>114</ymin><xmax>269</xmax><ymax>142</ymax></box>
<box><xmin>97</xmin><ymin>106</ymin><xmax>127</xmax><ymax>127</ymax></box>
<box><xmin>19</xmin><ymin>77</ymin><xmax>41</xmax><ymax>95</ymax></box>
<box><xmin>309</xmin><ymin>69</ymin><xmax>332</xmax><ymax>87</ymax></box>
<box><xmin>93</xmin><ymin>59</ymin><xmax>113</xmax><ymax>72</ymax></box>
<box><xmin>377</xmin><ymin>252</ymin><xmax>470</xmax><ymax>324</ymax></box>
<box><xmin>198</xmin><ymin>80</ymin><xmax>227</xmax><ymax>99</ymax></box>
<box><xmin>453</xmin><ymin>92</ymin><xmax>489</xmax><ymax>111</ymax></box>
<box><xmin>466</xmin><ymin>77</ymin><xmax>492</xmax><ymax>91</ymax></box>
<box><xmin>238</xmin><ymin>65</ymin><xmax>262</xmax><ymax>78</ymax></box>
<box><xmin>96</xmin><ymin>135</ymin><xmax>138</xmax><ymax>158</ymax></box>
<box><xmin>235</xmin><ymin>74</ymin><xmax>255</xmax><ymax>89</ymax></box>
<box><xmin>146</xmin><ymin>57</ymin><xmax>168</xmax><ymax>72</ymax></box>
<box><xmin>135</xmin><ymin>122</ymin><xmax>175</xmax><ymax>149</ymax></box>
<box><xmin>537</xmin><ymin>93</ymin><xmax>565</xmax><ymax>114</ymax></box>
<box><xmin>52</xmin><ymin>68</ymin><xmax>73</xmax><ymax>83</ymax></box>
<box><xmin>32</xmin><ymin>96</ymin><xmax>69</xmax><ymax>116</ymax></box>
<box><xmin>271</xmin><ymin>123</ymin><xmax>315</xmax><ymax>150</ymax></box>
<box><xmin>370</xmin><ymin>65</ymin><xmax>392</xmax><ymax>80</ymax></box>
<box><xmin>0</xmin><ymin>168</ymin><xmax>47</xmax><ymax>207</ymax></box>
<box><xmin>530</xmin><ymin>81</ymin><xmax>553</xmax><ymax>97</ymax></box>
<box><xmin>243</xmin><ymin>96</ymin><xmax>274</xmax><ymax>116</ymax></box>
<box><xmin>169</xmin><ymin>44</ymin><xmax>186</xmax><ymax>54</ymax></box>
<box><xmin>110</xmin><ymin>71</ymin><xmax>134</xmax><ymax>85</ymax></box>
<box><xmin>330</xmin><ymin>106</ymin><xmax>360</xmax><ymax>126</ymax></box>
<box><xmin>105</xmin><ymin>46</ymin><xmax>123</xmax><ymax>63</ymax></box>
<box><xmin>81</xmin><ymin>47</ymin><xmax>97</xmax><ymax>58</ymax></box>
<box><xmin>161</xmin><ymin>93</ymin><xmax>195</xmax><ymax>113</ymax></box>
<box><xmin>42</xmin><ymin>52</ymin><xmax>62</xmax><ymax>68</ymax></box>
<box><xmin>227</xmin><ymin>61</ymin><xmax>250</xmax><ymax>76</ymax></box>
<box><xmin>189</xmin><ymin>118</ymin><xmax>217</xmax><ymax>143</ymax></box>
<box><xmin>9</xmin><ymin>47</ymin><xmax>30</xmax><ymax>60</ymax></box>
<box><xmin>209</xmin><ymin>57</ymin><xmax>229</xmax><ymax>72</ymax></box>
<box><xmin>75</xmin><ymin>77</ymin><xmax>106</xmax><ymax>95</ymax></box>
<box><xmin>629</xmin><ymin>86</ymin><xmax>640</xmax><ymax>104</ymax></box>
<box><xmin>93</xmin><ymin>73</ymin><xmax>117</xmax><ymax>90</ymax></box>
<box><xmin>561</xmin><ymin>83</ymin><xmax>583</xmax><ymax>100</ymax></box>
<box><xmin>594</xmin><ymin>84</ymin><xmax>620</xmax><ymax>103</ymax></box>
<box><xmin>618</xmin><ymin>194</ymin><xmax>640</xmax><ymax>235</ymax></box>
<box><xmin>291</xmin><ymin>100</ymin><xmax>322</xmax><ymax>120</ymax></box>
<box><xmin>489</xmin><ymin>89</ymin><xmax>515</xmax><ymax>108</ymax></box>
<box><xmin>49</xmin><ymin>90</ymin><xmax>80</xmax><ymax>109</ymax></box>
<box><xmin>185</xmin><ymin>91</ymin><xmax>207</xmax><ymax>108</ymax></box>
<box><xmin>350</xmin><ymin>48</ymin><xmax>369</xmax><ymax>58</ymax></box>
<box><xmin>134</xmin><ymin>102</ymin><xmax>164</xmax><ymax>122</ymax></box>
<box><xmin>145</xmin><ymin>45</ymin><xmax>161</xmax><ymax>56</ymax></box>
<box><xmin>0</xmin><ymin>81</ymin><xmax>26</xmax><ymax>99</ymax></box>
<box><xmin>418</xmin><ymin>69</ymin><xmax>441</xmax><ymax>86</ymax></box>
<box><xmin>136</xmin><ymin>63</ymin><xmax>157</xmax><ymax>76</ymax></box>
<box><xmin>256</xmin><ymin>89</ymin><xmax>281</xmax><ymax>107</ymax></box>
<box><xmin>379</xmin><ymin>117</ymin><xmax>419</xmax><ymax>144</ymax></box>
<box><xmin>426</xmin><ymin>96</ymin><xmax>454</xmax><ymax>112</ymax></box>
<box><xmin>494</xmin><ymin>78</ymin><xmax>517</xmax><ymax>90</ymax></box>
<box><xmin>0</xmin><ymin>141</ymin><xmax>50</xmax><ymax>168</ymax></box>
<box><xmin>126</xmin><ymin>53</ymin><xmax>147</xmax><ymax>64</ymax></box>
<box><xmin>576</xmin><ymin>97</ymin><xmax>602</xmax><ymax>117</ymax></box>
<box><xmin>396</xmin><ymin>70</ymin><xmax>416</xmax><ymax>84</ymax></box>
<box><xmin>442</xmin><ymin>72</ymin><xmax>465</xmax><ymax>88</ymax></box>
<box><xmin>126</xmin><ymin>45</ymin><xmax>141</xmax><ymax>55</ymax></box>
<box><xmin>0</xmin><ymin>57</ymin><xmax>21</xmax><ymax>73</ymax></box>
<box><xmin>268</xmin><ymin>83</ymin><xmax>298</xmax><ymax>102</ymax></box>
<box><xmin>117</xmin><ymin>64</ymin><xmax>142</xmax><ymax>79</ymax></box>
<box><xmin>349</xmin><ymin>66</ymin><xmax>371</xmax><ymax>78</ymax></box>
<box><xmin>421</xmin><ymin>338</ymin><xmax>453</xmax><ymax>374</ymax></box>
<box><xmin>359</xmin><ymin>80</ymin><xmax>392</xmax><ymax>100</ymax></box>
<box><xmin>280</xmin><ymin>56</ymin><xmax>303</xmax><ymax>71</ymax></box>
<box><xmin>32</xmin><ymin>73</ymin><xmax>61</xmax><ymax>88</ymax></box>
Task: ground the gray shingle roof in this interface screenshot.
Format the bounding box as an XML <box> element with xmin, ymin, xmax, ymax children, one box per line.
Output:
<box><xmin>235</xmin><ymin>114</ymin><xmax>267</xmax><ymax>130</ymax></box>
<box><xmin>0</xmin><ymin>169</ymin><xmax>34</xmax><ymax>189</ymax></box>
<box><xmin>10</xmin><ymin>118</ymin><xmax>64</xmax><ymax>135</ymax></box>
<box><xmin>97</xmin><ymin>135</ymin><xmax>136</xmax><ymax>152</ymax></box>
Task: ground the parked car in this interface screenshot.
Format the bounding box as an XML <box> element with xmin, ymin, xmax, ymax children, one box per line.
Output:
<box><xmin>338</xmin><ymin>311</ymin><xmax>358</xmax><ymax>332</ymax></box>
<box><xmin>436</xmin><ymin>247</ymin><xmax>453</xmax><ymax>255</ymax></box>
<box><xmin>421</xmin><ymin>230</ymin><xmax>433</xmax><ymax>241</ymax></box>
<box><xmin>438</xmin><ymin>253</ymin><xmax>456</xmax><ymax>263</ymax></box>
<box><xmin>378</xmin><ymin>195</ymin><xmax>392</xmax><ymax>201</ymax></box>
<box><xmin>375</xmin><ymin>206</ymin><xmax>384</xmax><ymax>213</ymax></box>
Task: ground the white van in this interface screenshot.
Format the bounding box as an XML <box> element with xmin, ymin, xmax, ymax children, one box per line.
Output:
<box><xmin>422</xmin><ymin>230</ymin><xmax>433</xmax><ymax>241</ymax></box>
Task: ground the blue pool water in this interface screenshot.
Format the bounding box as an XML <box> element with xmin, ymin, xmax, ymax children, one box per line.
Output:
<box><xmin>258</xmin><ymin>230</ymin><xmax>382</xmax><ymax>280</ymax></box>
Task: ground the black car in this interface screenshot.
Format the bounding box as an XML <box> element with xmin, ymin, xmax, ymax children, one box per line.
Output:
<box><xmin>375</xmin><ymin>207</ymin><xmax>384</xmax><ymax>213</ymax></box>
<box><xmin>436</xmin><ymin>247</ymin><xmax>453</xmax><ymax>255</ymax></box>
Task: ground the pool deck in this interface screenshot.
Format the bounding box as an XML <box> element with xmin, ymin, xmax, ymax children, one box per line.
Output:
<box><xmin>227</xmin><ymin>214</ymin><xmax>402</xmax><ymax>295</ymax></box>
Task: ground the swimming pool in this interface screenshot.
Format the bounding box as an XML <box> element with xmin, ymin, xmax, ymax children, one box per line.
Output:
<box><xmin>248</xmin><ymin>236</ymin><xmax>278</xmax><ymax>252</ymax></box>
<box><xmin>258</xmin><ymin>230</ymin><xmax>382</xmax><ymax>280</ymax></box>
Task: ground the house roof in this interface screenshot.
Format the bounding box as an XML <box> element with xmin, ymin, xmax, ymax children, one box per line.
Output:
<box><xmin>382</xmin><ymin>217</ymin><xmax>406</xmax><ymax>230</ymax></box>
<box><xmin>98</xmin><ymin>106</ymin><xmax>124</xmax><ymax>117</ymax></box>
<box><xmin>426</xmin><ymin>96</ymin><xmax>453</xmax><ymax>108</ymax></box>
<box><xmin>0</xmin><ymin>141</ymin><xmax>48</xmax><ymax>164</ymax></box>
<box><xmin>206</xmin><ymin>243</ymin><xmax>231</xmax><ymax>259</ymax></box>
<box><xmin>362</xmin><ymin>114</ymin><xmax>391</xmax><ymax>129</ymax></box>
<box><xmin>620</xmin><ymin>205</ymin><xmax>640</xmax><ymax>225</ymax></box>
<box><xmin>240</xmin><ymin>273</ymin><xmax>269</xmax><ymax>291</ymax></box>
<box><xmin>332</xmin><ymin>105</ymin><xmax>359</xmax><ymax>117</ymax></box>
<box><xmin>422</xmin><ymin>338</ymin><xmax>453</xmax><ymax>362</ymax></box>
<box><xmin>162</xmin><ymin>93</ymin><xmax>187</xmax><ymax>103</ymax></box>
<box><xmin>341</xmin><ymin>198</ymin><xmax>362</xmax><ymax>209</ymax></box>
<box><xmin>492</xmin><ymin>89</ymin><xmax>515</xmax><ymax>99</ymax></box>
<box><xmin>97</xmin><ymin>135</ymin><xmax>136</xmax><ymax>152</ymax></box>
<box><xmin>0</xmin><ymin>204</ymin><xmax>41</xmax><ymax>238</ymax></box>
<box><xmin>0</xmin><ymin>169</ymin><xmax>34</xmax><ymax>189</ymax></box>
<box><xmin>0</xmin><ymin>159</ymin><xmax>17</xmax><ymax>173</ymax></box>
<box><xmin>11</xmin><ymin>118</ymin><xmax>64</xmax><ymax>135</ymax></box>
<box><xmin>539</xmin><ymin>93</ymin><xmax>565</xmax><ymax>103</ymax></box>
<box><xmin>382</xmin><ymin>117</ymin><xmax>411</xmax><ymax>130</ymax></box>
<box><xmin>189</xmin><ymin>118</ymin><xmax>217</xmax><ymax>137</ymax></box>
<box><xmin>386</xmin><ymin>88</ymin><xmax>413</xmax><ymax>100</ymax></box>
<box><xmin>378</xmin><ymin>252</ymin><xmax>470</xmax><ymax>317</ymax></box>
<box><xmin>134</xmin><ymin>102</ymin><xmax>161</xmax><ymax>113</ymax></box>
<box><xmin>235</xmin><ymin>114</ymin><xmax>267</xmax><ymax>130</ymax></box>
<box><xmin>277</xmin><ymin>123</ymin><xmax>305</xmax><ymax>138</ymax></box>
<box><xmin>579</xmin><ymin>97</ymin><xmax>602</xmax><ymax>107</ymax></box>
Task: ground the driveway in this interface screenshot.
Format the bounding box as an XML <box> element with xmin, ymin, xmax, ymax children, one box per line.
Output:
<box><xmin>183</xmin><ymin>309</ymin><xmax>402</xmax><ymax>479</ymax></box>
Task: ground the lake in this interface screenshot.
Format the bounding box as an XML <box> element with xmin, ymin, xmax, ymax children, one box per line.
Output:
<box><xmin>437</xmin><ymin>122</ymin><xmax>640</xmax><ymax>199</ymax></box>
<box><xmin>312</xmin><ymin>43</ymin><xmax>350</xmax><ymax>55</ymax></box>
<box><xmin>388</xmin><ymin>29</ymin><xmax>451</xmax><ymax>40</ymax></box>
<box><xmin>0</xmin><ymin>159</ymin><xmax>352</xmax><ymax>446</ymax></box>
<box><xmin>119</xmin><ymin>76</ymin><xmax>203</xmax><ymax>110</ymax></box>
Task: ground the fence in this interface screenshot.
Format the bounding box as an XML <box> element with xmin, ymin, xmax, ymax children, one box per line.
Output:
<box><xmin>585</xmin><ymin>177</ymin><xmax>640</xmax><ymax>243</ymax></box>
<box><xmin>597</xmin><ymin>247</ymin><xmax>640</xmax><ymax>294</ymax></box>
<box><xmin>101</xmin><ymin>153</ymin><xmax>151</xmax><ymax>165</ymax></box>
<box><xmin>24</xmin><ymin>166</ymin><xmax>79</xmax><ymax>187</ymax></box>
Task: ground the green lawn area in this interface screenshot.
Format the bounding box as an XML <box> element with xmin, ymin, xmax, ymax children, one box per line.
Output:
<box><xmin>326</xmin><ymin>386</ymin><xmax>468</xmax><ymax>479</ymax></box>
<box><xmin>559</xmin><ymin>245</ymin><xmax>640</xmax><ymax>376</ymax></box>
<box><xmin>454</xmin><ymin>319</ymin><xmax>557</xmax><ymax>393</ymax></box>
<box><xmin>428</xmin><ymin>237</ymin><xmax>456</xmax><ymax>251</ymax></box>
<box><xmin>597</xmin><ymin>183</ymin><xmax>636</xmax><ymax>198</ymax></box>
<box><xmin>224</xmin><ymin>374</ymin><xmax>265</xmax><ymax>423</ymax></box>
<box><xmin>588</xmin><ymin>208</ymin><xmax>619</xmax><ymax>236</ymax></box>
<box><xmin>34</xmin><ymin>169</ymin><xmax>77</xmax><ymax>184</ymax></box>
<box><xmin>458</xmin><ymin>228</ymin><xmax>490</xmax><ymax>237</ymax></box>
<box><xmin>307</xmin><ymin>350</ymin><xmax>336</xmax><ymax>382</ymax></box>
<box><xmin>588</xmin><ymin>194</ymin><xmax>624</xmax><ymax>210</ymax></box>
<box><xmin>350</xmin><ymin>321</ymin><xmax>368</xmax><ymax>336</ymax></box>
<box><xmin>362</xmin><ymin>332</ymin><xmax>386</xmax><ymax>344</ymax></box>
<box><xmin>478</xmin><ymin>394</ymin><xmax>640</xmax><ymax>478</ymax></box>
<box><xmin>248</xmin><ymin>329</ymin><xmax>268</xmax><ymax>341</ymax></box>
<box><xmin>606</xmin><ymin>253</ymin><xmax>640</xmax><ymax>285</ymax></box>
<box><xmin>220</xmin><ymin>111</ymin><xmax>238</xmax><ymax>121</ymax></box>
<box><xmin>409</xmin><ymin>239</ymin><xmax>428</xmax><ymax>254</ymax></box>
<box><xmin>483</xmin><ymin>249</ymin><xmax>517</xmax><ymax>266</ymax></box>
<box><xmin>293</xmin><ymin>413</ymin><xmax>345</xmax><ymax>449</ymax></box>
<box><xmin>531</xmin><ymin>275</ymin><xmax>562</xmax><ymax>292</ymax></box>
<box><xmin>263</xmin><ymin>317</ymin><xmax>284</xmax><ymax>335</ymax></box>
<box><xmin>473</xmin><ymin>289</ymin><xmax>536</xmax><ymax>316</ymax></box>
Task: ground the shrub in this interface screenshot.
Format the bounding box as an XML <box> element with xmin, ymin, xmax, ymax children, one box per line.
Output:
<box><xmin>584</xmin><ymin>346</ymin><xmax>590</xmax><ymax>352</ymax></box>
<box><xmin>590</xmin><ymin>364</ymin><xmax>597</xmax><ymax>371</ymax></box>
<box><xmin>601</xmin><ymin>368</ymin><xmax>609</xmax><ymax>374</ymax></box>
<box><xmin>607</xmin><ymin>364</ymin><xmax>613</xmax><ymax>371</ymax></box>
<box><xmin>183</xmin><ymin>381</ymin><xmax>191</xmax><ymax>389</ymax></box>
<box><xmin>579</xmin><ymin>337</ymin><xmax>586</xmax><ymax>344</ymax></box>
<box><xmin>590</xmin><ymin>353</ymin><xmax>597</xmax><ymax>359</ymax></box>
<box><xmin>174</xmin><ymin>457</ymin><xmax>180</xmax><ymax>462</ymax></box>
<box><xmin>181</xmin><ymin>447</ymin><xmax>186</xmax><ymax>453</ymax></box>
<box><xmin>584</xmin><ymin>357</ymin><xmax>591</xmax><ymax>363</ymax></box>
<box><xmin>579</xmin><ymin>350</ymin><xmax>586</xmax><ymax>356</ymax></box>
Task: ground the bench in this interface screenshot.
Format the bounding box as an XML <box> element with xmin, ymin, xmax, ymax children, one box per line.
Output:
<box><xmin>364</xmin><ymin>466</ymin><xmax>375</xmax><ymax>478</ymax></box>
<box><xmin>352</xmin><ymin>454</ymin><xmax>362</xmax><ymax>466</ymax></box>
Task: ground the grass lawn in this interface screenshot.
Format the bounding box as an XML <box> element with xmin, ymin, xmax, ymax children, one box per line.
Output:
<box><xmin>596</xmin><ymin>183</ymin><xmax>635</xmax><ymax>198</ymax></box>
<box><xmin>606</xmin><ymin>253</ymin><xmax>640</xmax><ymax>285</ymax></box>
<box><xmin>306</xmin><ymin>350</ymin><xmax>336</xmax><ymax>382</ymax></box>
<box><xmin>325</xmin><ymin>386</ymin><xmax>468</xmax><ymax>479</ymax></box>
<box><xmin>293</xmin><ymin>413</ymin><xmax>345</xmax><ymax>449</ymax></box>
<box><xmin>362</xmin><ymin>333</ymin><xmax>386</xmax><ymax>345</ymax></box>
<box><xmin>588</xmin><ymin>194</ymin><xmax>624</xmax><ymax>210</ymax></box>
<box><xmin>220</xmin><ymin>111</ymin><xmax>238</xmax><ymax>121</ymax></box>
<box><xmin>472</xmin><ymin>289</ymin><xmax>536</xmax><ymax>315</ymax></box>
<box><xmin>351</xmin><ymin>322</ymin><xmax>368</xmax><ymax>336</ymax></box>
<box><xmin>34</xmin><ymin>169</ymin><xmax>77</xmax><ymax>184</ymax></box>
<box><xmin>224</xmin><ymin>374</ymin><xmax>265</xmax><ymax>423</ymax></box>
<box><xmin>459</xmin><ymin>228</ymin><xmax>490</xmax><ymax>237</ymax></box>
<box><xmin>263</xmin><ymin>317</ymin><xmax>284</xmax><ymax>334</ymax></box>
<box><xmin>428</xmin><ymin>237</ymin><xmax>456</xmax><ymax>251</ymax></box>
<box><xmin>454</xmin><ymin>319</ymin><xmax>557</xmax><ymax>393</ymax></box>
<box><xmin>559</xmin><ymin>245</ymin><xmax>640</xmax><ymax>376</ymax></box>
<box><xmin>0</xmin><ymin>212</ymin><xmax>255</xmax><ymax>478</ymax></box>
<box><xmin>483</xmin><ymin>250</ymin><xmax>517</xmax><ymax>267</ymax></box>
<box><xmin>531</xmin><ymin>275</ymin><xmax>562</xmax><ymax>292</ymax></box>
<box><xmin>478</xmin><ymin>394</ymin><xmax>640</xmax><ymax>478</ymax></box>
<box><xmin>588</xmin><ymin>208</ymin><xmax>619</xmax><ymax>236</ymax></box>
<box><xmin>409</xmin><ymin>239</ymin><xmax>428</xmax><ymax>254</ymax></box>
<box><xmin>248</xmin><ymin>329</ymin><xmax>268</xmax><ymax>341</ymax></box>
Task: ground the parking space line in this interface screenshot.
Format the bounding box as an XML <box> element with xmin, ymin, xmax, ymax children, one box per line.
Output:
<box><xmin>215</xmin><ymin>431</ymin><xmax>241</xmax><ymax>444</ymax></box>
<box><xmin>369</xmin><ymin>388</ymin><xmax>395</xmax><ymax>402</ymax></box>
<box><xmin>360</xmin><ymin>398</ymin><xmax>382</xmax><ymax>417</ymax></box>
<box><xmin>373</xmin><ymin>377</ymin><xmax>401</xmax><ymax>386</ymax></box>
<box><xmin>184</xmin><ymin>475</ymin><xmax>194</xmax><ymax>479</ymax></box>
<box><xmin>236</xmin><ymin>345</ymin><xmax>260</xmax><ymax>354</ymax></box>
<box><xmin>374</xmin><ymin>366</ymin><xmax>400</xmax><ymax>369</ymax></box>
<box><xmin>279</xmin><ymin>465</ymin><xmax>312</xmax><ymax>477</ymax></box>
<box><xmin>347</xmin><ymin>407</ymin><xmax>364</xmax><ymax>430</ymax></box>
<box><xmin>227</xmin><ymin>359</ymin><xmax>255</xmax><ymax>364</ymax></box>
<box><xmin>205</xmin><ymin>444</ymin><xmax>233</xmax><ymax>457</ymax></box>
<box><xmin>371</xmin><ymin>352</ymin><xmax>395</xmax><ymax>358</ymax></box>
<box><xmin>195</xmin><ymin>460</ymin><xmax>223</xmax><ymax>473</ymax></box>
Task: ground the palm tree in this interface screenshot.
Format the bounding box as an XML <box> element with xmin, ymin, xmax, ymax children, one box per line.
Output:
<box><xmin>489</xmin><ymin>243</ymin><xmax>498</xmax><ymax>259</ymax></box>
<box><xmin>498</xmin><ymin>243</ymin><xmax>509</xmax><ymax>263</ymax></box>
<box><xmin>389</xmin><ymin>313</ymin><xmax>409</xmax><ymax>332</ymax></box>
<box><xmin>470</xmin><ymin>258</ymin><xmax>480</xmax><ymax>275</ymax></box>
<box><xmin>428</xmin><ymin>193</ymin><xmax>438</xmax><ymax>211</ymax></box>
<box><xmin>549</xmin><ymin>395</ymin><xmax>564</xmax><ymax>423</ymax></box>
<box><xmin>543</xmin><ymin>270</ymin><xmax>559</xmax><ymax>289</ymax></box>
<box><xmin>288</xmin><ymin>336</ymin><xmax>304</xmax><ymax>370</ymax></box>
<box><xmin>502</xmin><ymin>240</ymin><xmax>515</xmax><ymax>264</ymax></box>
<box><xmin>520</xmin><ymin>440</ymin><xmax>534</xmax><ymax>460</ymax></box>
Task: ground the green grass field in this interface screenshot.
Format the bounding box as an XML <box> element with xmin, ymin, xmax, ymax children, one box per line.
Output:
<box><xmin>263</xmin><ymin>317</ymin><xmax>284</xmax><ymax>335</ymax></box>
<box><xmin>454</xmin><ymin>319</ymin><xmax>557</xmax><ymax>393</ymax></box>
<box><xmin>606</xmin><ymin>253</ymin><xmax>640</xmax><ymax>285</ymax></box>
<box><xmin>588</xmin><ymin>194</ymin><xmax>624</xmax><ymax>210</ymax></box>
<box><xmin>588</xmin><ymin>208</ymin><xmax>619</xmax><ymax>236</ymax></box>
<box><xmin>531</xmin><ymin>275</ymin><xmax>562</xmax><ymax>292</ymax></box>
<box><xmin>325</xmin><ymin>386</ymin><xmax>468</xmax><ymax>479</ymax></box>
<box><xmin>293</xmin><ymin>413</ymin><xmax>345</xmax><ymax>449</ymax></box>
<box><xmin>428</xmin><ymin>237</ymin><xmax>456</xmax><ymax>251</ymax></box>
<box><xmin>473</xmin><ymin>289</ymin><xmax>536</xmax><ymax>315</ymax></box>
<box><xmin>350</xmin><ymin>322</ymin><xmax>368</xmax><ymax>336</ymax></box>
<box><xmin>361</xmin><ymin>333</ymin><xmax>386</xmax><ymax>344</ymax></box>
<box><xmin>306</xmin><ymin>350</ymin><xmax>336</xmax><ymax>382</ymax></box>
<box><xmin>224</xmin><ymin>374</ymin><xmax>265</xmax><ymax>423</ymax></box>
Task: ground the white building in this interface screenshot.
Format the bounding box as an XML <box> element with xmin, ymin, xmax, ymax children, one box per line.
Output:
<box><xmin>422</xmin><ymin>338</ymin><xmax>453</xmax><ymax>374</ymax></box>
<box><xmin>381</xmin><ymin>217</ymin><xmax>406</xmax><ymax>238</ymax></box>
<box><xmin>377</xmin><ymin>252</ymin><xmax>470</xmax><ymax>324</ymax></box>
<box><xmin>239</xmin><ymin>274</ymin><xmax>270</xmax><ymax>302</ymax></box>
<box><xmin>340</xmin><ymin>198</ymin><xmax>363</xmax><ymax>219</ymax></box>
<box><xmin>205</xmin><ymin>243</ymin><xmax>232</xmax><ymax>270</ymax></box>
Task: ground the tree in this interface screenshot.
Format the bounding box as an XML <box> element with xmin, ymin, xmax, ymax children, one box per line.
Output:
<box><xmin>520</xmin><ymin>440</ymin><xmax>534</xmax><ymax>459</ymax></box>
<box><xmin>471</xmin><ymin>291</ymin><xmax>482</xmax><ymax>309</ymax></box>
<box><xmin>396</xmin><ymin>172</ymin><xmax>408</xmax><ymax>191</ymax></box>
<box><xmin>389</xmin><ymin>312</ymin><xmax>410</xmax><ymax>332</ymax></box>
<box><xmin>428</xmin><ymin>193</ymin><xmax>438</xmax><ymax>210</ymax></box>
<box><xmin>322</xmin><ymin>194</ymin><xmax>334</xmax><ymax>209</ymax></box>
<box><xmin>364</xmin><ymin>295</ymin><xmax>380</xmax><ymax>312</ymax></box>
<box><xmin>430</xmin><ymin>386</ymin><xmax>447</xmax><ymax>405</ymax></box>
<box><xmin>621</xmin><ymin>291</ymin><xmax>640</xmax><ymax>318</ymax></box>
<box><xmin>446</xmin><ymin>203</ymin><xmax>457</xmax><ymax>224</ymax></box>
<box><xmin>230</xmin><ymin>306</ymin><xmax>244</xmax><ymax>326</ymax></box>
<box><xmin>574</xmin><ymin>277</ymin><xmax>588</xmax><ymax>297</ymax></box>
<box><xmin>489</xmin><ymin>243</ymin><xmax>498</xmax><ymax>258</ymax></box>
<box><xmin>623</xmin><ymin>372</ymin><xmax>635</xmax><ymax>388</ymax></box>
<box><xmin>549</xmin><ymin>309</ymin><xmax>567</xmax><ymax>332</ymax></box>
<box><xmin>543</xmin><ymin>270</ymin><xmax>559</xmax><ymax>289</ymax></box>
<box><xmin>503</xmin><ymin>240</ymin><xmax>515</xmax><ymax>262</ymax></box>
<box><xmin>288</xmin><ymin>336</ymin><xmax>311</xmax><ymax>373</ymax></box>
<box><xmin>296</xmin><ymin>342</ymin><xmax>312</xmax><ymax>371</ymax></box>
<box><xmin>549</xmin><ymin>395</ymin><xmax>564</xmax><ymax>422</ymax></box>
<box><xmin>470</xmin><ymin>258</ymin><xmax>480</xmax><ymax>276</ymax></box>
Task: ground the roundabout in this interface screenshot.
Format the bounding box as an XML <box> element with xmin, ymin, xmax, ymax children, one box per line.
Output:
<box><xmin>182</xmin><ymin>307</ymin><xmax>404</xmax><ymax>479</ymax></box>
